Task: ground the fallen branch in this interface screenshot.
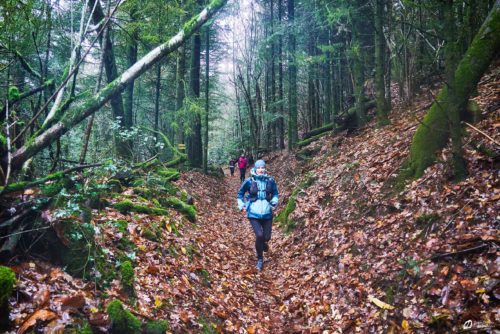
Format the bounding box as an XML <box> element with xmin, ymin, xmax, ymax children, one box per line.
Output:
<box><xmin>132</xmin><ymin>154</ymin><xmax>159</xmax><ymax>169</ymax></box>
<box><xmin>463</xmin><ymin>121</ymin><xmax>499</xmax><ymax>146</ymax></box>
<box><xmin>0</xmin><ymin>163</ymin><xmax>102</xmax><ymax>195</ymax></box>
<box><xmin>431</xmin><ymin>243</ymin><xmax>489</xmax><ymax>261</ymax></box>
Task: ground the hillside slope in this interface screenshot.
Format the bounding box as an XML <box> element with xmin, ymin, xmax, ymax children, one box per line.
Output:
<box><xmin>261</xmin><ymin>63</ymin><xmax>499</xmax><ymax>333</ymax></box>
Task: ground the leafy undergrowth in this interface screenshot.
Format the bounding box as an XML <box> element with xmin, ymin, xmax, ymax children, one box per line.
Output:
<box><xmin>3</xmin><ymin>65</ymin><xmax>499</xmax><ymax>333</ymax></box>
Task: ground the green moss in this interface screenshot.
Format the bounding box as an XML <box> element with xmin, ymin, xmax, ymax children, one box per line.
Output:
<box><xmin>106</xmin><ymin>300</ymin><xmax>141</xmax><ymax>334</ymax></box>
<box><xmin>406</xmin><ymin>90</ymin><xmax>450</xmax><ymax>179</ymax></box>
<box><xmin>145</xmin><ymin>320</ymin><xmax>169</xmax><ymax>334</ymax></box>
<box><xmin>132</xmin><ymin>179</ymin><xmax>145</xmax><ymax>187</ymax></box>
<box><xmin>399</xmin><ymin>6</ymin><xmax>500</xmax><ymax>182</ymax></box>
<box><xmin>94</xmin><ymin>251</ymin><xmax>117</xmax><ymax>285</ymax></box>
<box><xmin>41</xmin><ymin>180</ymin><xmax>65</xmax><ymax>196</ymax></box>
<box><xmin>118</xmin><ymin>236</ymin><xmax>136</xmax><ymax>252</ymax></box>
<box><xmin>415</xmin><ymin>213</ymin><xmax>440</xmax><ymax>228</ymax></box>
<box><xmin>297</xmin><ymin>132</ymin><xmax>329</xmax><ymax>148</ymax></box>
<box><xmin>120</xmin><ymin>261</ymin><xmax>135</xmax><ymax>293</ymax></box>
<box><xmin>156</xmin><ymin>167</ymin><xmax>180</xmax><ymax>182</ymax></box>
<box><xmin>161</xmin><ymin>197</ymin><xmax>196</xmax><ymax>222</ymax></box>
<box><xmin>210</xmin><ymin>0</ymin><xmax>225</xmax><ymax>10</ymax></box>
<box><xmin>59</xmin><ymin>221</ymin><xmax>96</xmax><ymax>278</ymax></box>
<box><xmin>164</xmin><ymin>154</ymin><xmax>187</xmax><ymax>167</ymax></box>
<box><xmin>183</xmin><ymin>15</ymin><xmax>199</xmax><ymax>33</ymax></box>
<box><xmin>67</xmin><ymin>320</ymin><xmax>93</xmax><ymax>334</ymax></box>
<box><xmin>107</xmin><ymin>179</ymin><xmax>123</xmax><ymax>192</ymax></box>
<box><xmin>180</xmin><ymin>190</ymin><xmax>189</xmax><ymax>202</ymax></box>
<box><xmin>8</xmin><ymin>86</ymin><xmax>20</xmax><ymax>101</ymax></box>
<box><xmin>276</xmin><ymin>174</ymin><xmax>315</xmax><ymax>232</ymax></box>
<box><xmin>0</xmin><ymin>266</ymin><xmax>16</xmax><ymax>306</ymax></box>
<box><xmin>114</xmin><ymin>200</ymin><xmax>169</xmax><ymax>216</ymax></box>
<box><xmin>142</xmin><ymin>223</ymin><xmax>161</xmax><ymax>242</ymax></box>
<box><xmin>276</xmin><ymin>196</ymin><xmax>297</xmax><ymax>232</ymax></box>
<box><xmin>0</xmin><ymin>181</ymin><xmax>29</xmax><ymax>194</ymax></box>
<box><xmin>196</xmin><ymin>268</ymin><xmax>211</xmax><ymax>286</ymax></box>
<box><xmin>0</xmin><ymin>133</ymin><xmax>6</xmax><ymax>147</ymax></box>
<box><xmin>133</xmin><ymin>187</ymin><xmax>153</xmax><ymax>198</ymax></box>
<box><xmin>113</xmin><ymin>220</ymin><xmax>129</xmax><ymax>233</ymax></box>
<box><xmin>0</xmin><ymin>266</ymin><xmax>15</xmax><ymax>329</ymax></box>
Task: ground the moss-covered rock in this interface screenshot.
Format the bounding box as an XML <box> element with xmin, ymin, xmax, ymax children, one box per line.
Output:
<box><xmin>114</xmin><ymin>200</ymin><xmax>169</xmax><ymax>216</ymax></box>
<box><xmin>106</xmin><ymin>300</ymin><xmax>141</xmax><ymax>334</ymax></box>
<box><xmin>133</xmin><ymin>187</ymin><xmax>154</xmax><ymax>198</ymax></box>
<box><xmin>145</xmin><ymin>320</ymin><xmax>170</xmax><ymax>334</ymax></box>
<box><xmin>160</xmin><ymin>197</ymin><xmax>197</xmax><ymax>222</ymax></box>
<box><xmin>120</xmin><ymin>261</ymin><xmax>135</xmax><ymax>294</ymax></box>
<box><xmin>107</xmin><ymin>179</ymin><xmax>123</xmax><ymax>193</ymax></box>
<box><xmin>0</xmin><ymin>266</ymin><xmax>16</xmax><ymax>330</ymax></box>
<box><xmin>156</xmin><ymin>167</ymin><xmax>180</xmax><ymax>182</ymax></box>
<box><xmin>58</xmin><ymin>220</ymin><xmax>96</xmax><ymax>278</ymax></box>
<box><xmin>276</xmin><ymin>174</ymin><xmax>316</xmax><ymax>232</ymax></box>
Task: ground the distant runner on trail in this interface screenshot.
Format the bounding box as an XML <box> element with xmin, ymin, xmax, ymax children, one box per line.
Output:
<box><xmin>237</xmin><ymin>154</ymin><xmax>248</xmax><ymax>182</ymax></box>
<box><xmin>237</xmin><ymin>160</ymin><xmax>279</xmax><ymax>271</ymax></box>
<box><xmin>229</xmin><ymin>158</ymin><xmax>236</xmax><ymax>176</ymax></box>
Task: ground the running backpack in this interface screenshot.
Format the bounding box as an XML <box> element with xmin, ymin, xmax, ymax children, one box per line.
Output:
<box><xmin>248</xmin><ymin>177</ymin><xmax>274</xmax><ymax>202</ymax></box>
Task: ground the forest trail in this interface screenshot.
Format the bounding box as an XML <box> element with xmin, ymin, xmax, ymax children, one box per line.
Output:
<box><xmin>186</xmin><ymin>169</ymin><xmax>288</xmax><ymax>332</ymax></box>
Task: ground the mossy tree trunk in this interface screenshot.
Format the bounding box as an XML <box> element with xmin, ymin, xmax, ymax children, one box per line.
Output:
<box><xmin>401</xmin><ymin>1</ymin><xmax>499</xmax><ymax>179</ymax></box>
<box><xmin>444</xmin><ymin>0</ymin><xmax>467</xmax><ymax>179</ymax></box>
<box><xmin>374</xmin><ymin>0</ymin><xmax>390</xmax><ymax>126</ymax></box>
<box><xmin>175</xmin><ymin>44</ymin><xmax>187</xmax><ymax>146</ymax></box>
<box><xmin>2</xmin><ymin>0</ymin><xmax>228</xmax><ymax>172</ymax></box>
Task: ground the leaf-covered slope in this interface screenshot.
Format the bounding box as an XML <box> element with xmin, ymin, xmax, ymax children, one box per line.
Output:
<box><xmin>4</xmin><ymin>65</ymin><xmax>498</xmax><ymax>333</ymax></box>
<box><xmin>262</xmin><ymin>64</ymin><xmax>499</xmax><ymax>333</ymax></box>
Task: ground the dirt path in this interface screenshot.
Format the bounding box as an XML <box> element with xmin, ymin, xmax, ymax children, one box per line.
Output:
<box><xmin>188</xmin><ymin>171</ymin><xmax>287</xmax><ymax>332</ymax></box>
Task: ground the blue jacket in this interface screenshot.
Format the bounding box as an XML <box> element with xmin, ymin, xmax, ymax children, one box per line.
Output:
<box><xmin>237</xmin><ymin>169</ymin><xmax>279</xmax><ymax>219</ymax></box>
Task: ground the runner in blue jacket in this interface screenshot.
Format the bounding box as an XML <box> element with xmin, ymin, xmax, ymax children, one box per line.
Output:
<box><xmin>237</xmin><ymin>160</ymin><xmax>279</xmax><ymax>271</ymax></box>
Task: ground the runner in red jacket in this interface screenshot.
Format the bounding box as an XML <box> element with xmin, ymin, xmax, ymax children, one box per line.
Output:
<box><xmin>237</xmin><ymin>154</ymin><xmax>248</xmax><ymax>182</ymax></box>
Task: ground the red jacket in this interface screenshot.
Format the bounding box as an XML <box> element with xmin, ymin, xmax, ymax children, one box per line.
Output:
<box><xmin>237</xmin><ymin>156</ymin><xmax>248</xmax><ymax>169</ymax></box>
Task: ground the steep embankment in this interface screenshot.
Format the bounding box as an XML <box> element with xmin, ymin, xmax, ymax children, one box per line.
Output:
<box><xmin>255</xmin><ymin>65</ymin><xmax>499</xmax><ymax>332</ymax></box>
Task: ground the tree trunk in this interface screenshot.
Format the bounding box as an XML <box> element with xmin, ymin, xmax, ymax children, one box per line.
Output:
<box><xmin>400</xmin><ymin>1</ymin><xmax>499</xmax><ymax>179</ymax></box>
<box><xmin>3</xmin><ymin>0</ymin><xmax>228</xmax><ymax>171</ymax></box>
<box><xmin>88</xmin><ymin>0</ymin><xmax>128</xmax><ymax>159</ymax></box>
<box><xmin>277</xmin><ymin>0</ymin><xmax>285</xmax><ymax>149</ymax></box>
<box><xmin>187</xmin><ymin>20</ymin><xmax>202</xmax><ymax>168</ymax></box>
<box><xmin>175</xmin><ymin>45</ymin><xmax>187</xmax><ymax>146</ymax></box>
<box><xmin>352</xmin><ymin>0</ymin><xmax>369</xmax><ymax>127</ymax></box>
<box><xmin>444</xmin><ymin>0</ymin><xmax>466</xmax><ymax>179</ymax></box>
<box><xmin>203</xmin><ymin>27</ymin><xmax>210</xmax><ymax>174</ymax></box>
<box><xmin>123</xmin><ymin>5</ymin><xmax>139</xmax><ymax>158</ymax></box>
<box><xmin>374</xmin><ymin>0</ymin><xmax>390</xmax><ymax>126</ymax></box>
<box><xmin>287</xmin><ymin>0</ymin><xmax>298</xmax><ymax>149</ymax></box>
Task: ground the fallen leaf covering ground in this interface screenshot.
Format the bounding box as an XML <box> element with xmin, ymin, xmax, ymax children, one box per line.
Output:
<box><xmin>4</xmin><ymin>64</ymin><xmax>499</xmax><ymax>333</ymax></box>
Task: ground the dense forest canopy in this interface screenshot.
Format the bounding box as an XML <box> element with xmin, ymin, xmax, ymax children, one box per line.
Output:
<box><xmin>1</xmin><ymin>0</ymin><xmax>498</xmax><ymax>179</ymax></box>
